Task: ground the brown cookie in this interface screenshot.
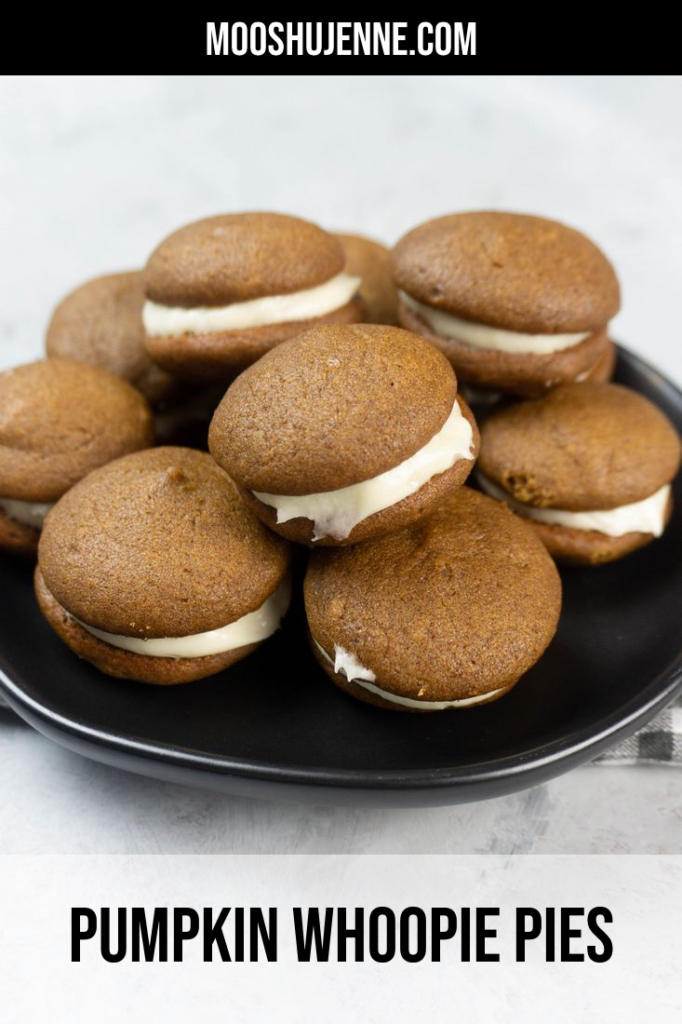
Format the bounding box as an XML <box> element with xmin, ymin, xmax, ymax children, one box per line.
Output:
<box><xmin>236</xmin><ymin>395</ymin><xmax>478</xmax><ymax>546</ymax></box>
<box><xmin>336</xmin><ymin>233</ymin><xmax>399</xmax><ymax>325</ymax></box>
<box><xmin>0</xmin><ymin>509</ymin><xmax>41</xmax><ymax>557</ymax></box>
<box><xmin>400</xmin><ymin>301</ymin><xmax>610</xmax><ymax>396</ymax></box>
<box><xmin>0</xmin><ymin>360</ymin><xmax>153</xmax><ymax>555</ymax></box>
<box><xmin>391</xmin><ymin>211</ymin><xmax>620</xmax><ymax>396</ymax></box>
<box><xmin>145</xmin><ymin>213</ymin><xmax>346</xmax><ymax>306</ymax></box>
<box><xmin>142</xmin><ymin>213</ymin><xmax>364</xmax><ymax>381</ymax></box>
<box><xmin>305</xmin><ymin>487</ymin><xmax>561</xmax><ymax>710</ymax></box>
<box><xmin>479</xmin><ymin>383</ymin><xmax>680</xmax><ymax>509</ymax></box>
<box><xmin>46</xmin><ymin>271</ymin><xmax>178</xmax><ymax>406</ymax></box>
<box><xmin>459</xmin><ymin>338</ymin><xmax>618</xmax><ymax>416</ymax></box>
<box><xmin>36</xmin><ymin>447</ymin><xmax>292</xmax><ymax>684</ymax></box>
<box><xmin>144</xmin><ymin>299</ymin><xmax>363</xmax><ymax>384</ymax></box>
<box><xmin>0</xmin><ymin>360</ymin><xmax>153</xmax><ymax>503</ymax></box>
<box><xmin>583</xmin><ymin>338</ymin><xmax>617</xmax><ymax>384</ymax></box>
<box><xmin>34</xmin><ymin>568</ymin><xmax>260</xmax><ymax>685</ymax></box>
<box><xmin>391</xmin><ymin>211</ymin><xmax>620</xmax><ymax>333</ymax></box>
<box><xmin>526</xmin><ymin>493</ymin><xmax>673</xmax><ymax>566</ymax></box>
<box><xmin>209</xmin><ymin>324</ymin><xmax>479</xmax><ymax>546</ymax></box>
<box><xmin>477</xmin><ymin>383</ymin><xmax>681</xmax><ymax>565</ymax></box>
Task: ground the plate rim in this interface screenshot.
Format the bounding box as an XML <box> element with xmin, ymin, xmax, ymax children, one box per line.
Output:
<box><xmin>2</xmin><ymin>655</ymin><xmax>681</xmax><ymax>793</ymax></box>
<box><xmin>1</xmin><ymin>343</ymin><xmax>681</xmax><ymax>797</ymax></box>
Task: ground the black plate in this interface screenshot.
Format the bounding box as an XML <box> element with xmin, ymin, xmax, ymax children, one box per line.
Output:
<box><xmin>1</xmin><ymin>345</ymin><xmax>682</xmax><ymax>807</ymax></box>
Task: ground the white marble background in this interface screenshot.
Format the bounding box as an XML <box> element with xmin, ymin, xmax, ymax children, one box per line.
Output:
<box><xmin>1</xmin><ymin>75</ymin><xmax>681</xmax><ymax>854</ymax></box>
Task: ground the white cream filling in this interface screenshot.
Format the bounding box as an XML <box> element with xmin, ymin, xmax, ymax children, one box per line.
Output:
<box><xmin>143</xmin><ymin>272</ymin><xmax>361</xmax><ymax>338</ymax></box>
<box><xmin>330</xmin><ymin>644</ymin><xmax>377</xmax><ymax>685</ymax></box>
<box><xmin>254</xmin><ymin>400</ymin><xmax>475</xmax><ymax>541</ymax></box>
<box><xmin>400</xmin><ymin>291</ymin><xmax>591</xmax><ymax>355</ymax></box>
<box><xmin>477</xmin><ymin>473</ymin><xmax>671</xmax><ymax>538</ymax></box>
<box><xmin>314</xmin><ymin>639</ymin><xmax>505</xmax><ymax>710</ymax></box>
<box><xmin>0</xmin><ymin>497</ymin><xmax>53</xmax><ymax>529</ymax></box>
<box><xmin>74</xmin><ymin>578</ymin><xmax>291</xmax><ymax>659</ymax></box>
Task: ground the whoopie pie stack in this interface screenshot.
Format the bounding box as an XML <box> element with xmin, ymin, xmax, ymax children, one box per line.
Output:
<box><xmin>305</xmin><ymin>488</ymin><xmax>561</xmax><ymax>710</ymax></box>
<box><xmin>391</xmin><ymin>211</ymin><xmax>621</xmax><ymax>401</ymax></box>
<box><xmin>0</xmin><ymin>206</ymin><xmax>674</xmax><ymax>712</ymax></box>
<box><xmin>142</xmin><ymin>213</ymin><xmax>365</xmax><ymax>381</ymax></box>
<box><xmin>36</xmin><ymin>448</ymin><xmax>292</xmax><ymax>684</ymax></box>
<box><xmin>0</xmin><ymin>359</ymin><xmax>153</xmax><ymax>555</ymax></box>
<box><xmin>476</xmin><ymin>383</ymin><xmax>681</xmax><ymax>565</ymax></box>
<box><xmin>208</xmin><ymin>323</ymin><xmax>479</xmax><ymax>546</ymax></box>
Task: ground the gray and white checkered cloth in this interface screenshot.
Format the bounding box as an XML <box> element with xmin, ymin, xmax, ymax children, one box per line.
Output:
<box><xmin>1</xmin><ymin>691</ymin><xmax>681</xmax><ymax>765</ymax></box>
<box><xmin>592</xmin><ymin>696</ymin><xmax>682</xmax><ymax>765</ymax></box>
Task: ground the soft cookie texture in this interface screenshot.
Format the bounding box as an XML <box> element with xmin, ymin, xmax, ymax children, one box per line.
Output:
<box><xmin>145</xmin><ymin>213</ymin><xmax>345</xmax><ymax>306</ymax></box>
<box><xmin>46</xmin><ymin>271</ymin><xmax>178</xmax><ymax>406</ymax></box>
<box><xmin>209</xmin><ymin>323</ymin><xmax>479</xmax><ymax>546</ymax></box>
<box><xmin>305</xmin><ymin>487</ymin><xmax>561</xmax><ymax>710</ymax></box>
<box><xmin>336</xmin><ymin>233</ymin><xmax>399</xmax><ymax>325</ymax></box>
<box><xmin>143</xmin><ymin>212</ymin><xmax>364</xmax><ymax>381</ymax></box>
<box><xmin>36</xmin><ymin>448</ymin><xmax>292</xmax><ymax>683</ymax></box>
<box><xmin>0</xmin><ymin>360</ymin><xmax>153</xmax><ymax>555</ymax></box>
<box><xmin>391</xmin><ymin>211</ymin><xmax>620</xmax><ymax>396</ymax></box>
<box><xmin>478</xmin><ymin>383</ymin><xmax>681</xmax><ymax>565</ymax></box>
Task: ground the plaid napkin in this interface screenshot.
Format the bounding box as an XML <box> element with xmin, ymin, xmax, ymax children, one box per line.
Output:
<box><xmin>1</xmin><ymin>690</ymin><xmax>681</xmax><ymax>766</ymax></box>
<box><xmin>592</xmin><ymin>696</ymin><xmax>682</xmax><ymax>765</ymax></box>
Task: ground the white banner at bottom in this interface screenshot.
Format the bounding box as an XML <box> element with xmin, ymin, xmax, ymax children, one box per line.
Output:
<box><xmin>0</xmin><ymin>854</ymin><xmax>679</xmax><ymax>1022</ymax></box>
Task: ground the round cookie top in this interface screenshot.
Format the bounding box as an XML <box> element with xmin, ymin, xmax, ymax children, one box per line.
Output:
<box><xmin>144</xmin><ymin>213</ymin><xmax>345</xmax><ymax>307</ymax></box>
<box><xmin>0</xmin><ymin>360</ymin><xmax>154</xmax><ymax>503</ymax></box>
<box><xmin>209</xmin><ymin>323</ymin><xmax>458</xmax><ymax>494</ymax></box>
<box><xmin>39</xmin><ymin>447</ymin><xmax>291</xmax><ymax>638</ymax></box>
<box><xmin>479</xmin><ymin>383</ymin><xmax>681</xmax><ymax>511</ymax></box>
<box><xmin>391</xmin><ymin>211</ymin><xmax>621</xmax><ymax>333</ymax></box>
<box><xmin>46</xmin><ymin>271</ymin><xmax>177</xmax><ymax>405</ymax></box>
<box><xmin>336</xmin><ymin>233</ymin><xmax>398</xmax><ymax>325</ymax></box>
<box><xmin>305</xmin><ymin>487</ymin><xmax>561</xmax><ymax>700</ymax></box>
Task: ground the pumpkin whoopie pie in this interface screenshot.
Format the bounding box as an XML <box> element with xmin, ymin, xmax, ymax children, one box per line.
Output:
<box><xmin>335</xmin><ymin>233</ymin><xmax>399</xmax><ymax>325</ymax></box>
<box><xmin>460</xmin><ymin>338</ymin><xmax>618</xmax><ymax>417</ymax></box>
<box><xmin>305</xmin><ymin>487</ymin><xmax>561</xmax><ymax>711</ymax></box>
<box><xmin>35</xmin><ymin>448</ymin><xmax>292</xmax><ymax>684</ymax></box>
<box><xmin>46</xmin><ymin>271</ymin><xmax>177</xmax><ymax>405</ymax></box>
<box><xmin>477</xmin><ymin>383</ymin><xmax>681</xmax><ymax>565</ymax></box>
<box><xmin>46</xmin><ymin>270</ymin><xmax>230</xmax><ymax>446</ymax></box>
<box><xmin>391</xmin><ymin>211</ymin><xmax>620</xmax><ymax>397</ymax></box>
<box><xmin>0</xmin><ymin>360</ymin><xmax>153</xmax><ymax>556</ymax></box>
<box><xmin>143</xmin><ymin>213</ymin><xmax>364</xmax><ymax>382</ymax></box>
<box><xmin>209</xmin><ymin>323</ymin><xmax>479</xmax><ymax>546</ymax></box>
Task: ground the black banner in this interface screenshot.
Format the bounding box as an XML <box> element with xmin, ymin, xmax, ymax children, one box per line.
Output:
<box><xmin>8</xmin><ymin>13</ymin><xmax>675</xmax><ymax>73</ymax></box>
